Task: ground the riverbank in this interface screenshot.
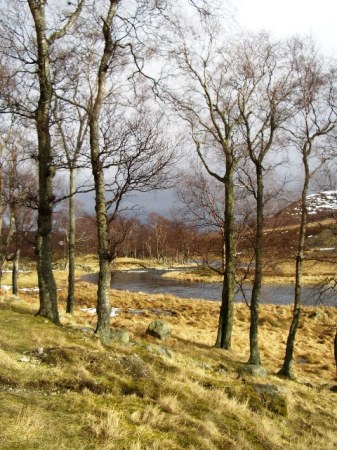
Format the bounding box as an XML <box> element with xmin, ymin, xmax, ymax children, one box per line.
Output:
<box><xmin>2</xmin><ymin>260</ymin><xmax>334</xmax><ymax>305</ymax></box>
<box><xmin>6</xmin><ymin>255</ymin><xmax>336</xmax><ymax>286</ymax></box>
<box><xmin>1</xmin><ymin>285</ymin><xmax>337</xmax><ymax>449</ymax></box>
<box><xmin>161</xmin><ymin>259</ymin><xmax>337</xmax><ymax>285</ymax></box>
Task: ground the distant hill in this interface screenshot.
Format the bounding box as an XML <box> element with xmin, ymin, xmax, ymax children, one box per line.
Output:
<box><xmin>305</xmin><ymin>191</ymin><xmax>337</xmax><ymax>215</ymax></box>
<box><xmin>260</xmin><ymin>192</ymin><xmax>337</xmax><ymax>257</ymax></box>
<box><xmin>275</xmin><ymin>191</ymin><xmax>337</xmax><ymax>224</ymax></box>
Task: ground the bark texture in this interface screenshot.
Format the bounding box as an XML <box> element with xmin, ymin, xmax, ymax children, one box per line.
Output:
<box><xmin>279</xmin><ymin>151</ymin><xmax>310</xmax><ymax>378</ymax></box>
<box><xmin>28</xmin><ymin>0</ymin><xmax>58</xmax><ymax>323</ymax></box>
<box><xmin>12</xmin><ymin>249</ymin><xmax>20</xmax><ymax>296</ymax></box>
<box><xmin>248</xmin><ymin>164</ymin><xmax>263</xmax><ymax>365</ymax></box>
<box><xmin>215</xmin><ymin>163</ymin><xmax>236</xmax><ymax>349</ymax></box>
<box><xmin>28</xmin><ymin>0</ymin><xmax>84</xmax><ymax>323</ymax></box>
<box><xmin>88</xmin><ymin>2</ymin><xmax>117</xmax><ymax>342</ymax></box>
<box><xmin>66</xmin><ymin>167</ymin><xmax>76</xmax><ymax>313</ymax></box>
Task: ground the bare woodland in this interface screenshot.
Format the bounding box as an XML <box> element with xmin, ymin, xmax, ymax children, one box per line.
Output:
<box><xmin>0</xmin><ymin>0</ymin><xmax>337</xmax><ymax>379</ymax></box>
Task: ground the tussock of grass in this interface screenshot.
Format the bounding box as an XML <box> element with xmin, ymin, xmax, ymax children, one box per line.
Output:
<box><xmin>1</xmin><ymin>275</ymin><xmax>337</xmax><ymax>449</ymax></box>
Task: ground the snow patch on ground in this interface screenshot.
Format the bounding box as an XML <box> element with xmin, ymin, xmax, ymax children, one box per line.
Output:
<box><xmin>80</xmin><ymin>307</ymin><xmax>121</xmax><ymax>317</ymax></box>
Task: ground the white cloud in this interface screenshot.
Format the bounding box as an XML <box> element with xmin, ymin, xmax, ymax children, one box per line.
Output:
<box><xmin>236</xmin><ymin>0</ymin><xmax>337</xmax><ymax>56</ymax></box>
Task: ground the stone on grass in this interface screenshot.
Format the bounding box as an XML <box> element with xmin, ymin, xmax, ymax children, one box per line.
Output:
<box><xmin>110</xmin><ymin>329</ymin><xmax>130</xmax><ymax>344</ymax></box>
<box><xmin>19</xmin><ymin>356</ymin><xmax>30</xmax><ymax>363</ymax></box>
<box><xmin>146</xmin><ymin>320</ymin><xmax>172</xmax><ymax>340</ymax></box>
<box><xmin>229</xmin><ymin>383</ymin><xmax>288</xmax><ymax>417</ymax></box>
<box><xmin>252</xmin><ymin>384</ymin><xmax>288</xmax><ymax>416</ymax></box>
<box><xmin>146</xmin><ymin>344</ymin><xmax>174</xmax><ymax>359</ymax></box>
<box><xmin>240</xmin><ymin>364</ymin><xmax>267</xmax><ymax>378</ymax></box>
<box><xmin>79</xmin><ymin>327</ymin><xmax>94</xmax><ymax>334</ymax></box>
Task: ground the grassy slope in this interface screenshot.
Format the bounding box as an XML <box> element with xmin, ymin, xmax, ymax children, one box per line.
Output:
<box><xmin>1</xmin><ymin>268</ymin><xmax>337</xmax><ymax>449</ymax></box>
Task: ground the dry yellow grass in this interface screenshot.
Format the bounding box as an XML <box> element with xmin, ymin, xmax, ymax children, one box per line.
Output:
<box><xmin>112</xmin><ymin>257</ymin><xmax>192</xmax><ymax>271</ymax></box>
<box><xmin>1</xmin><ymin>266</ymin><xmax>337</xmax><ymax>449</ymax></box>
<box><xmin>162</xmin><ymin>269</ymin><xmax>222</xmax><ymax>283</ymax></box>
<box><xmin>162</xmin><ymin>258</ymin><xmax>337</xmax><ymax>285</ymax></box>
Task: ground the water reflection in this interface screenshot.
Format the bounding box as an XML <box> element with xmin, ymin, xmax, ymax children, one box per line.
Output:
<box><xmin>82</xmin><ymin>269</ymin><xmax>326</xmax><ymax>306</ymax></box>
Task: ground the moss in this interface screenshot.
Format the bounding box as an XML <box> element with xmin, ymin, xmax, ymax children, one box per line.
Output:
<box><xmin>228</xmin><ymin>384</ymin><xmax>288</xmax><ymax>417</ymax></box>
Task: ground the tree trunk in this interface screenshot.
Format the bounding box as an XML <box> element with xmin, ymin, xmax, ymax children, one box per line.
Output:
<box><xmin>215</xmin><ymin>162</ymin><xmax>236</xmax><ymax>349</ymax></box>
<box><xmin>90</xmin><ymin>135</ymin><xmax>112</xmax><ymax>342</ymax></box>
<box><xmin>279</xmin><ymin>153</ymin><xmax>309</xmax><ymax>379</ymax></box>
<box><xmin>88</xmin><ymin>2</ymin><xmax>117</xmax><ymax>342</ymax></box>
<box><xmin>12</xmin><ymin>249</ymin><xmax>20</xmax><ymax>296</ymax></box>
<box><xmin>66</xmin><ymin>167</ymin><xmax>76</xmax><ymax>314</ymax></box>
<box><xmin>334</xmin><ymin>329</ymin><xmax>337</xmax><ymax>380</ymax></box>
<box><xmin>248</xmin><ymin>163</ymin><xmax>263</xmax><ymax>366</ymax></box>
<box><xmin>28</xmin><ymin>0</ymin><xmax>59</xmax><ymax>324</ymax></box>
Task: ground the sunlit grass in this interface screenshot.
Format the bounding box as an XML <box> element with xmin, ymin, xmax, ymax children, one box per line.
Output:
<box><xmin>162</xmin><ymin>266</ymin><xmax>222</xmax><ymax>283</ymax></box>
<box><xmin>1</xmin><ymin>292</ymin><xmax>337</xmax><ymax>449</ymax></box>
<box><xmin>1</xmin><ymin>261</ymin><xmax>337</xmax><ymax>449</ymax></box>
<box><xmin>162</xmin><ymin>257</ymin><xmax>337</xmax><ymax>285</ymax></box>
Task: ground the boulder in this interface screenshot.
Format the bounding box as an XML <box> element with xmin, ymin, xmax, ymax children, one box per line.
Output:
<box><xmin>252</xmin><ymin>383</ymin><xmax>288</xmax><ymax>416</ymax></box>
<box><xmin>240</xmin><ymin>364</ymin><xmax>267</xmax><ymax>378</ymax></box>
<box><xmin>19</xmin><ymin>356</ymin><xmax>30</xmax><ymax>363</ymax></box>
<box><xmin>110</xmin><ymin>329</ymin><xmax>130</xmax><ymax>344</ymax></box>
<box><xmin>146</xmin><ymin>320</ymin><xmax>172</xmax><ymax>340</ymax></box>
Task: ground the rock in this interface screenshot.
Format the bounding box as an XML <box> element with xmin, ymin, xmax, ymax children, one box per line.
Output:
<box><xmin>110</xmin><ymin>329</ymin><xmax>130</xmax><ymax>344</ymax></box>
<box><xmin>252</xmin><ymin>384</ymin><xmax>288</xmax><ymax>416</ymax></box>
<box><xmin>217</xmin><ymin>363</ymin><xmax>228</xmax><ymax>374</ymax></box>
<box><xmin>240</xmin><ymin>364</ymin><xmax>267</xmax><ymax>378</ymax></box>
<box><xmin>330</xmin><ymin>385</ymin><xmax>337</xmax><ymax>393</ymax></box>
<box><xmin>146</xmin><ymin>320</ymin><xmax>172</xmax><ymax>340</ymax></box>
<box><xmin>229</xmin><ymin>383</ymin><xmax>288</xmax><ymax>417</ymax></box>
<box><xmin>78</xmin><ymin>327</ymin><xmax>94</xmax><ymax>334</ymax></box>
<box><xmin>189</xmin><ymin>359</ymin><xmax>212</xmax><ymax>370</ymax></box>
<box><xmin>36</xmin><ymin>347</ymin><xmax>44</xmax><ymax>356</ymax></box>
<box><xmin>146</xmin><ymin>344</ymin><xmax>174</xmax><ymax>359</ymax></box>
<box><xmin>19</xmin><ymin>356</ymin><xmax>30</xmax><ymax>363</ymax></box>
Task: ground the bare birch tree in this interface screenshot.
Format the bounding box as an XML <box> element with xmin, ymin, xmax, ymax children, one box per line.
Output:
<box><xmin>0</xmin><ymin>0</ymin><xmax>84</xmax><ymax>322</ymax></box>
<box><xmin>54</xmin><ymin>0</ymin><xmax>176</xmax><ymax>341</ymax></box>
<box><xmin>53</xmin><ymin>99</ymin><xmax>89</xmax><ymax>314</ymax></box>
<box><xmin>234</xmin><ymin>34</ymin><xmax>297</xmax><ymax>367</ymax></box>
<box><xmin>279</xmin><ymin>41</ymin><xmax>337</xmax><ymax>379</ymax></box>
<box><xmin>0</xmin><ymin>122</ymin><xmax>37</xmax><ymax>294</ymax></box>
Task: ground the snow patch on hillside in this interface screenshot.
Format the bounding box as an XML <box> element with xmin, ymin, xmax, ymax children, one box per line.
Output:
<box><xmin>306</xmin><ymin>191</ymin><xmax>337</xmax><ymax>214</ymax></box>
<box><xmin>288</xmin><ymin>191</ymin><xmax>337</xmax><ymax>216</ymax></box>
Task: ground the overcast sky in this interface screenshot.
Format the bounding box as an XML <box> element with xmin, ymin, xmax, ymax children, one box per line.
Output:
<box><xmin>138</xmin><ymin>2</ymin><xmax>337</xmax><ymax>218</ymax></box>
<box><xmin>236</xmin><ymin>0</ymin><xmax>337</xmax><ymax>56</ymax></box>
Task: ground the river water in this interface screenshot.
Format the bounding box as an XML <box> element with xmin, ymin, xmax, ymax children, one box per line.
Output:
<box><xmin>83</xmin><ymin>269</ymin><xmax>325</xmax><ymax>306</ymax></box>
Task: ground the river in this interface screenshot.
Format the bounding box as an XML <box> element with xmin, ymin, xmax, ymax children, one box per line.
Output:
<box><xmin>82</xmin><ymin>269</ymin><xmax>327</xmax><ymax>306</ymax></box>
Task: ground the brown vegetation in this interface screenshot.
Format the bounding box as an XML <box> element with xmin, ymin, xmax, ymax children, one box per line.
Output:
<box><xmin>1</xmin><ymin>268</ymin><xmax>337</xmax><ymax>449</ymax></box>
